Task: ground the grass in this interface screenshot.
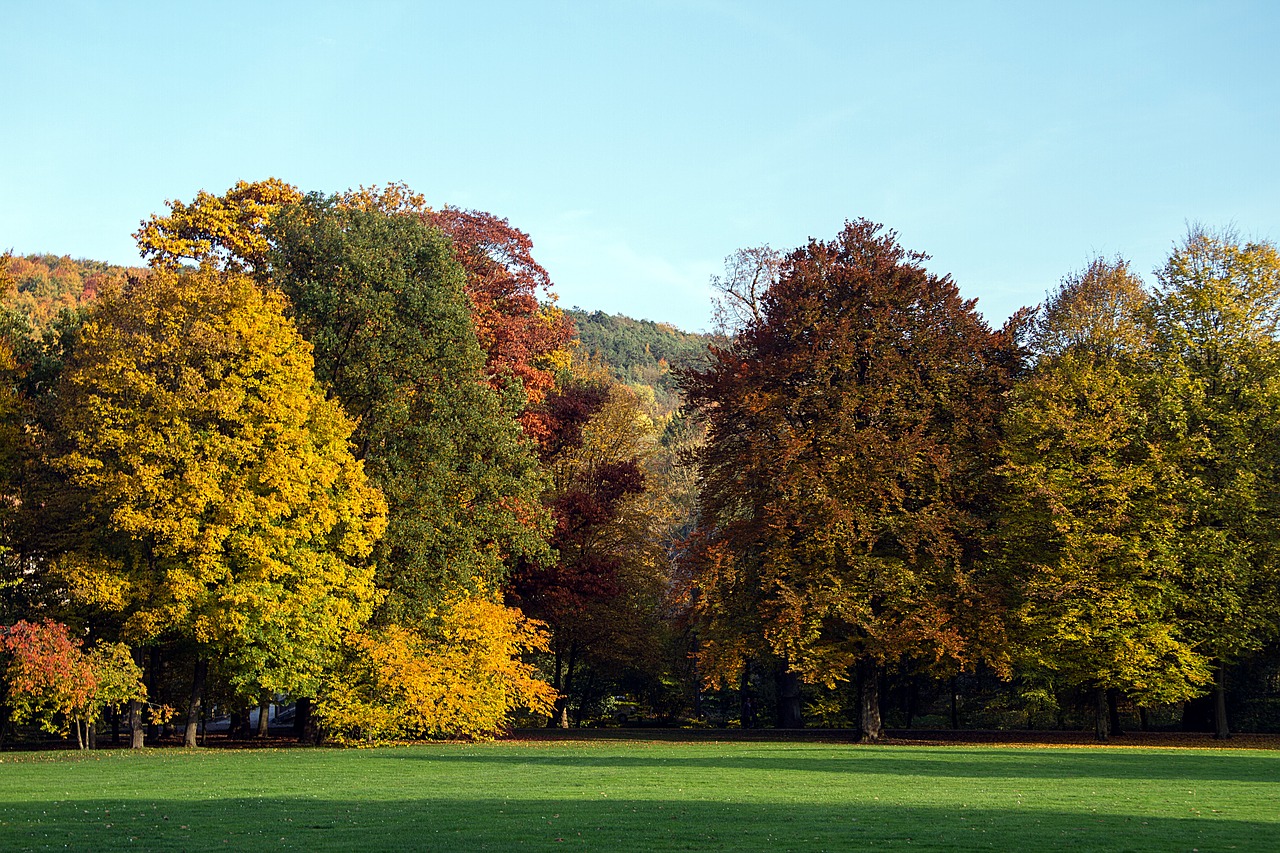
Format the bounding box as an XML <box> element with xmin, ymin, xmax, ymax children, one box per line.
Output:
<box><xmin>0</xmin><ymin>739</ymin><xmax>1276</xmax><ymax>851</ymax></box>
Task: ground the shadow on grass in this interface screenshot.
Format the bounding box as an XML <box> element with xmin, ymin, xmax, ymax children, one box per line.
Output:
<box><xmin>0</xmin><ymin>793</ymin><xmax>1270</xmax><ymax>852</ymax></box>
<box><xmin>402</xmin><ymin>748</ymin><xmax>1280</xmax><ymax>783</ymax></box>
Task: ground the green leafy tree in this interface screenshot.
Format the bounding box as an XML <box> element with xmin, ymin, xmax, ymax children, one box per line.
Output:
<box><xmin>1151</xmin><ymin>227</ymin><xmax>1280</xmax><ymax>737</ymax></box>
<box><xmin>997</xmin><ymin>259</ymin><xmax>1211</xmax><ymax>738</ymax></box>
<box><xmin>53</xmin><ymin>268</ymin><xmax>386</xmax><ymax>747</ymax></box>
<box><xmin>683</xmin><ymin>221</ymin><xmax>1017</xmax><ymax>740</ymax></box>
<box><xmin>267</xmin><ymin>199</ymin><xmax>552</xmax><ymax>624</ymax></box>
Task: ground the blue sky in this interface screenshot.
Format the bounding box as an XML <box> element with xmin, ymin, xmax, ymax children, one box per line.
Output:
<box><xmin>2</xmin><ymin>1</ymin><xmax>1276</xmax><ymax>331</ymax></box>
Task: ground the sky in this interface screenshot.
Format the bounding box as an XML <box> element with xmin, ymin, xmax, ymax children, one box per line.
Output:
<box><xmin>2</xmin><ymin>0</ymin><xmax>1277</xmax><ymax>331</ymax></box>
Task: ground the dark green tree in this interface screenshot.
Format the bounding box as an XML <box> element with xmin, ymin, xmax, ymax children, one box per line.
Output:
<box><xmin>268</xmin><ymin>199</ymin><xmax>553</xmax><ymax>624</ymax></box>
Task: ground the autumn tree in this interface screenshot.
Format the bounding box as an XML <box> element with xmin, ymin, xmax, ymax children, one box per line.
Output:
<box><xmin>510</xmin><ymin>368</ymin><xmax>673</xmax><ymax>725</ymax></box>
<box><xmin>315</xmin><ymin>589</ymin><xmax>556</xmax><ymax>743</ymax></box>
<box><xmin>134</xmin><ymin>178</ymin><xmax>303</xmax><ymax>275</ymax></box>
<box><xmin>53</xmin><ymin>268</ymin><xmax>386</xmax><ymax>747</ymax></box>
<box><xmin>1151</xmin><ymin>227</ymin><xmax>1280</xmax><ymax>738</ymax></box>
<box><xmin>683</xmin><ymin>221</ymin><xmax>1017</xmax><ymax>740</ymax></box>
<box><xmin>997</xmin><ymin>259</ymin><xmax>1211</xmax><ymax>739</ymax></box>
<box><xmin>0</xmin><ymin>619</ymin><xmax>145</xmax><ymax>749</ymax></box>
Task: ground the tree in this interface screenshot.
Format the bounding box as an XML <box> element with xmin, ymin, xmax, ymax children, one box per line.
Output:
<box><xmin>998</xmin><ymin>259</ymin><xmax>1211</xmax><ymax>739</ymax></box>
<box><xmin>425</xmin><ymin>206</ymin><xmax>575</xmax><ymax>441</ymax></box>
<box><xmin>137</xmin><ymin>181</ymin><xmax>575</xmax><ymax>442</ymax></box>
<box><xmin>510</xmin><ymin>370</ymin><xmax>672</xmax><ymax>726</ymax></box>
<box><xmin>53</xmin><ymin>268</ymin><xmax>386</xmax><ymax>747</ymax></box>
<box><xmin>683</xmin><ymin>221</ymin><xmax>1016</xmax><ymax>740</ymax></box>
<box><xmin>710</xmin><ymin>246</ymin><xmax>780</xmax><ymax>335</ymax></box>
<box><xmin>134</xmin><ymin>178</ymin><xmax>303</xmax><ymax>275</ymax></box>
<box><xmin>267</xmin><ymin>199</ymin><xmax>552</xmax><ymax>624</ymax></box>
<box><xmin>315</xmin><ymin>588</ymin><xmax>556</xmax><ymax>743</ymax></box>
<box><xmin>0</xmin><ymin>619</ymin><xmax>144</xmax><ymax>749</ymax></box>
<box><xmin>1151</xmin><ymin>226</ymin><xmax>1280</xmax><ymax>738</ymax></box>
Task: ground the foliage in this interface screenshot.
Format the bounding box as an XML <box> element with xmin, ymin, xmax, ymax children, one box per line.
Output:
<box><xmin>52</xmin><ymin>267</ymin><xmax>385</xmax><ymax>697</ymax></box>
<box><xmin>316</xmin><ymin>588</ymin><xmax>556</xmax><ymax>744</ymax></box>
<box><xmin>568</xmin><ymin>309</ymin><xmax>717</xmax><ymax>418</ymax></box>
<box><xmin>133</xmin><ymin>178</ymin><xmax>303</xmax><ymax>275</ymax></box>
<box><xmin>0</xmin><ymin>254</ymin><xmax>135</xmax><ymax>331</ymax></box>
<box><xmin>683</xmin><ymin>221</ymin><xmax>1018</xmax><ymax>735</ymax></box>
<box><xmin>0</xmin><ymin>619</ymin><xmax>143</xmax><ymax>744</ymax></box>
<box><xmin>998</xmin><ymin>258</ymin><xmax>1212</xmax><ymax>709</ymax></box>
<box><xmin>511</xmin><ymin>369</ymin><xmax>677</xmax><ymax>722</ymax></box>
<box><xmin>1151</xmin><ymin>227</ymin><xmax>1280</xmax><ymax>668</ymax></box>
<box><xmin>425</xmin><ymin>206</ymin><xmax>575</xmax><ymax>441</ymax></box>
<box><xmin>268</xmin><ymin>200</ymin><xmax>551</xmax><ymax>621</ymax></box>
<box><xmin>137</xmin><ymin>180</ymin><xmax>575</xmax><ymax>442</ymax></box>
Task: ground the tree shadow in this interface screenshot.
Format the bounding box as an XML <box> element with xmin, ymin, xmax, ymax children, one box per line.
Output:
<box><xmin>0</xmin><ymin>794</ymin><xmax>1271</xmax><ymax>852</ymax></box>
<box><xmin>406</xmin><ymin>746</ymin><xmax>1280</xmax><ymax>783</ymax></box>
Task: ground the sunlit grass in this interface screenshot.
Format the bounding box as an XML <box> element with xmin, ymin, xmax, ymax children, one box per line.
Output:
<box><xmin>1</xmin><ymin>740</ymin><xmax>1276</xmax><ymax>851</ymax></box>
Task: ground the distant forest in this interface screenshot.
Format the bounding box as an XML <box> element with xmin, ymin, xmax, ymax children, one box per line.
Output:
<box><xmin>567</xmin><ymin>308</ymin><xmax>720</xmax><ymax>416</ymax></box>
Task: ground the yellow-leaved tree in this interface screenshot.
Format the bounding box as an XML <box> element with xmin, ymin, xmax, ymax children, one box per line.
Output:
<box><xmin>53</xmin><ymin>267</ymin><xmax>386</xmax><ymax>747</ymax></box>
<box><xmin>316</xmin><ymin>585</ymin><xmax>556</xmax><ymax>744</ymax></box>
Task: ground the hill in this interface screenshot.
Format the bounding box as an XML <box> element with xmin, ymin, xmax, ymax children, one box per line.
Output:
<box><xmin>567</xmin><ymin>309</ymin><xmax>720</xmax><ymax>416</ymax></box>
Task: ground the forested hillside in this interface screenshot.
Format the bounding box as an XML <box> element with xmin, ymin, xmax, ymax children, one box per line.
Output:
<box><xmin>567</xmin><ymin>309</ymin><xmax>719</xmax><ymax>417</ymax></box>
<box><xmin>3</xmin><ymin>254</ymin><xmax>141</xmax><ymax>328</ymax></box>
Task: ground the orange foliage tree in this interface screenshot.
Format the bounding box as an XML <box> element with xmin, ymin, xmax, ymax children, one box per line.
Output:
<box><xmin>682</xmin><ymin>221</ymin><xmax>1020</xmax><ymax>740</ymax></box>
<box><xmin>0</xmin><ymin>619</ymin><xmax>144</xmax><ymax>748</ymax></box>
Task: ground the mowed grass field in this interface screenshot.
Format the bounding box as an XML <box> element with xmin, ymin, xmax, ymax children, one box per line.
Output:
<box><xmin>0</xmin><ymin>739</ymin><xmax>1276</xmax><ymax>851</ymax></box>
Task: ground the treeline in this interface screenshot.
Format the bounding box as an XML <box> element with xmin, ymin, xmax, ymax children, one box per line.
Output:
<box><xmin>3</xmin><ymin>183</ymin><xmax>1279</xmax><ymax>746</ymax></box>
<box><xmin>1</xmin><ymin>254</ymin><xmax>138</xmax><ymax>329</ymax></box>
<box><xmin>681</xmin><ymin>224</ymin><xmax>1280</xmax><ymax>740</ymax></box>
<box><xmin>0</xmin><ymin>180</ymin><xmax>693</xmax><ymax>747</ymax></box>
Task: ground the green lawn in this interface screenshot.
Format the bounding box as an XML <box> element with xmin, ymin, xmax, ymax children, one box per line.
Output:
<box><xmin>0</xmin><ymin>740</ymin><xmax>1275</xmax><ymax>851</ymax></box>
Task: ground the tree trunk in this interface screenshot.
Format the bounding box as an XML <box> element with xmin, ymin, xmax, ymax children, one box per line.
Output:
<box><xmin>257</xmin><ymin>692</ymin><xmax>271</xmax><ymax>738</ymax></box>
<box><xmin>1094</xmin><ymin>686</ymin><xmax>1110</xmax><ymax>741</ymax></box>
<box><xmin>1213</xmin><ymin>662</ymin><xmax>1231</xmax><ymax>740</ymax></box>
<box><xmin>295</xmin><ymin>697</ymin><xmax>319</xmax><ymax>743</ymax></box>
<box><xmin>739</xmin><ymin>661</ymin><xmax>756</xmax><ymax>728</ymax></box>
<box><xmin>184</xmin><ymin>658</ymin><xmax>208</xmax><ymax>748</ymax></box>
<box><xmin>1107</xmin><ymin>688</ymin><xmax>1123</xmax><ymax>736</ymax></box>
<box><xmin>553</xmin><ymin>643</ymin><xmax>577</xmax><ymax>729</ymax></box>
<box><xmin>548</xmin><ymin>646</ymin><xmax>567</xmax><ymax>728</ymax></box>
<box><xmin>949</xmin><ymin>676</ymin><xmax>960</xmax><ymax>730</ymax></box>
<box><xmin>858</xmin><ymin>659</ymin><xmax>883</xmax><ymax>742</ymax></box>
<box><xmin>1138</xmin><ymin>707</ymin><xmax>1150</xmax><ymax>732</ymax></box>
<box><xmin>147</xmin><ymin>647</ymin><xmax>163</xmax><ymax>741</ymax></box>
<box><xmin>775</xmin><ymin>668</ymin><xmax>803</xmax><ymax>729</ymax></box>
<box><xmin>128</xmin><ymin>699</ymin><xmax>145</xmax><ymax>749</ymax></box>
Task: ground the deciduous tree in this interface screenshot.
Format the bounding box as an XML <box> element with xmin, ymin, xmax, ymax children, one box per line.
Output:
<box><xmin>1151</xmin><ymin>227</ymin><xmax>1280</xmax><ymax>737</ymax></box>
<box><xmin>510</xmin><ymin>370</ymin><xmax>671</xmax><ymax>726</ymax></box>
<box><xmin>53</xmin><ymin>268</ymin><xmax>385</xmax><ymax>746</ymax></box>
<box><xmin>997</xmin><ymin>259</ymin><xmax>1211</xmax><ymax>739</ymax></box>
<box><xmin>683</xmin><ymin>221</ymin><xmax>1016</xmax><ymax>740</ymax></box>
<box><xmin>267</xmin><ymin>200</ymin><xmax>552</xmax><ymax>623</ymax></box>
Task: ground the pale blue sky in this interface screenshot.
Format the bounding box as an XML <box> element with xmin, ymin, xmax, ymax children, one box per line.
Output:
<box><xmin>2</xmin><ymin>1</ymin><xmax>1276</xmax><ymax>331</ymax></box>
